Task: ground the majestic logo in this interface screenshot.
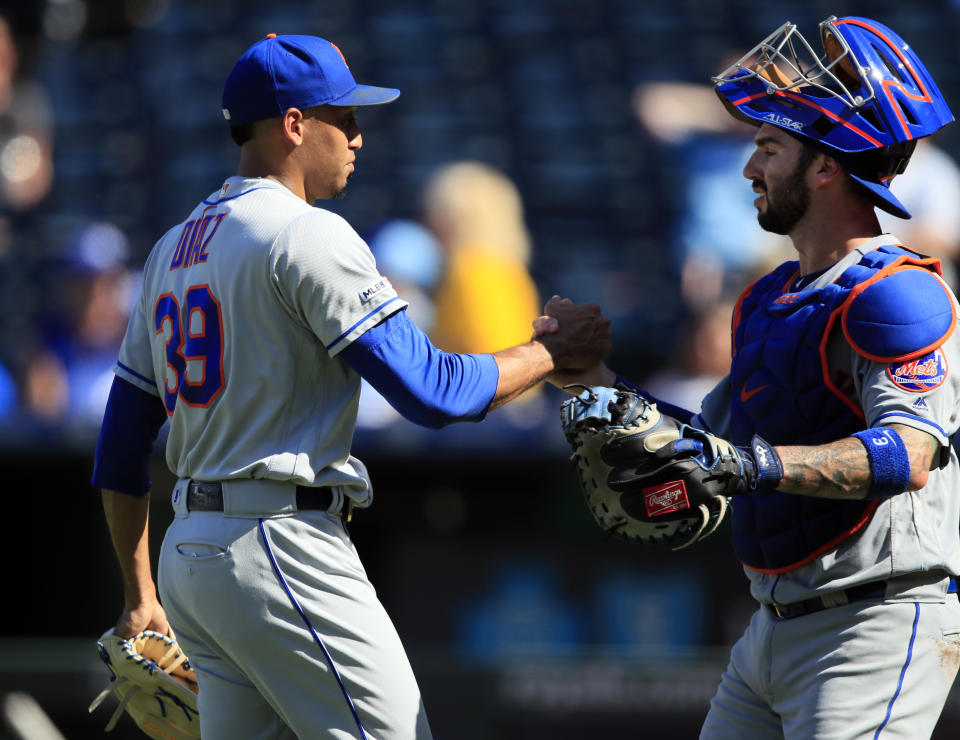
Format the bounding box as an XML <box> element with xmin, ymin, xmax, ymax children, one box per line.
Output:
<box><xmin>887</xmin><ymin>348</ymin><xmax>948</xmax><ymax>393</ymax></box>
<box><xmin>358</xmin><ymin>278</ymin><xmax>391</xmax><ymax>304</ymax></box>
<box><xmin>643</xmin><ymin>480</ymin><xmax>690</xmax><ymax>517</ymax></box>
<box><xmin>912</xmin><ymin>396</ymin><xmax>929</xmax><ymax>410</ymax></box>
<box><xmin>762</xmin><ymin>112</ymin><xmax>803</xmax><ymax>131</ymax></box>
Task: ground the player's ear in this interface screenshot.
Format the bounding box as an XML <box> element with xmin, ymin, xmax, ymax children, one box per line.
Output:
<box><xmin>811</xmin><ymin>152</ymin><xmax>844</xmax><ymax>187</ymax></box>
<box><xmin>807</xmin><ymin>152</ymin><xmax>844</xmax><ymax>194</ymax></box>
<box><xmin>280</xmin><ymin>107</ymin><xmax>306</xmax><ymax>146</ymax></box>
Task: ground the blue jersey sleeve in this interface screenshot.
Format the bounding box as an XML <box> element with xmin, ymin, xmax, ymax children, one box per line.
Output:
<box><xmin>341</xmin><ymin>309</ymin><xmax>499</xmax><ymax>429</ymax></box>
<box><xmin>91</xmin><ymin>376</ymin><xmax>169</xmax><ymax>497</ymax></box>
<box><xmin>615</xmin><ymin>374</ymin><xmax>696</xmax><ymax>425</ymax></box>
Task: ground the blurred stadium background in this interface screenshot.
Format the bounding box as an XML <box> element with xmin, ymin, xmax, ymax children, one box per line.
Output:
<box><xmin>2</xmin><ymin>1</ymin><xmax>960</xmax><ymax>738</ymax></box>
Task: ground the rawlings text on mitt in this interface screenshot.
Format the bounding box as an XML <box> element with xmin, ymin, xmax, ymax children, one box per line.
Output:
<box><xmin>89</xmin><ymin>628</ymin><xmax>200</xmax><ymax>740</ymax></box>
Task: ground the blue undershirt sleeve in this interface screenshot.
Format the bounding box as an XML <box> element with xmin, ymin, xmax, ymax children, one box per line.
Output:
<box><xmin>91</xmin><ymin>376</ymin><xmax>169</xmax><ymax>497</ymax></box>
<box><xmin>614</xmin><ymin>374</ymin><xmax>695</xmax><ymax>425</ymax></box>
<box><xmin>341</xmin><ymin>309</ymin><xmax>499</xmax><ymax>429</ymax></box>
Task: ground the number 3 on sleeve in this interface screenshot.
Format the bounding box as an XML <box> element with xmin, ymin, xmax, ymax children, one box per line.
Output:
<box><xmin>155</xmin><ymin>284</ymin><xmax>225</xmax><ymax>415</ymax></box>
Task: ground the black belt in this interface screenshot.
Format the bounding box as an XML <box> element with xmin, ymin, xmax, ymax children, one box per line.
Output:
<box><xmin>186</xmin><ymin>480</ymin><xmax>351</xmax><ymax>520</ymax></box>
<box><xmin>768</xmin><ymin>580</ymin><xmax>888</xmax><ymax>619</ymax></box>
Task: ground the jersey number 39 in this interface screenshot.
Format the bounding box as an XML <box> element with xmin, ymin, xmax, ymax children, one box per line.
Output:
<box><xmin>155</xmin><ymin>285</ymin><xmax>225</xmax><ymax>415</ymax></box>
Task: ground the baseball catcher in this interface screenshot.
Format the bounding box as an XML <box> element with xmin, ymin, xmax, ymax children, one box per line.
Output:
<box><xmin>560</xmin><ymin>385</ymin><xmax>782</xmax><ymax>549</ymax></box>
<box><xmin>88</xmin><ymin>628</ymin><xmax>200</xmax><ymax>740</ymax></box>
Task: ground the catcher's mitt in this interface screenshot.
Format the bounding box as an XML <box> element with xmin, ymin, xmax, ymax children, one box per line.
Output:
<box><xmin>88</xmin><ymin>628</ymin><xmax>200</xmax><ymax>740</ymax></box>
<box><xmin>561</xmin><ymin>385</ymin><xmax>773</xmax><ymax>549</ymax></box>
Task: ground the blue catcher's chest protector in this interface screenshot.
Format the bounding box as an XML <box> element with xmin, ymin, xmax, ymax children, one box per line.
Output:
<box><xmin>728</xmin><ymin>244</ymin><xmax>946</xmax><ymax>573</ymax></box>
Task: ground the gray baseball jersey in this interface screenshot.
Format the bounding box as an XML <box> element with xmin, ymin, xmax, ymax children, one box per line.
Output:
<box><xmin>116</xmin><ymin>176</ymin><xmax>406</xmax><ymax>504</ymax></box>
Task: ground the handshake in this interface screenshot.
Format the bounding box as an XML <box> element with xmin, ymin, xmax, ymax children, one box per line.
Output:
<box><xmin>531</xmin><ymin>295</ymin><xmax>616</xmax><ymax>384</ymax></box>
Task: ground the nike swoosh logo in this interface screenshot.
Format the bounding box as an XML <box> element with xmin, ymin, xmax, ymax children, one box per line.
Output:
<box><xmin>740</xmin><ymin>382</ymin><xmax>768</xmax><ymax>403</ymax></box>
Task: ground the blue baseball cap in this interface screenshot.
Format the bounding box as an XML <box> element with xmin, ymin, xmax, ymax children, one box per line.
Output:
<box><xmin>222</xmin><ymin>34</ymin><xmax>400</xmax><ymax>126</ymax></box>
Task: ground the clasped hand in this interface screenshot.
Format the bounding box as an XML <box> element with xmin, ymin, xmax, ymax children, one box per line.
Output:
<box><xmin>532</xmin><ymin>295</ymin><xmax>611</xmax><ymax>373</ymax></box>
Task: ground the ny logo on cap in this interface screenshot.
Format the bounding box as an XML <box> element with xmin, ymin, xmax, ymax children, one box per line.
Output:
<box><xmin>330</xmin><ymin>42</ymin><xmax>349</xmax><ymax>68</ymax></box>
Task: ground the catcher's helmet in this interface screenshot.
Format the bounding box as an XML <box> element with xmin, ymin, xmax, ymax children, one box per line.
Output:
<box><xmin>713</xmin><ymin>16</ymin><xmax>954</xmax><ymax>218</ymax></box>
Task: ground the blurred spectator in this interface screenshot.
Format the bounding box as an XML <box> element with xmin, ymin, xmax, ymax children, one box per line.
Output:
<box><xmin>0</xmin><ymin>13</ymin><xmax>53</xmax><ymax>216</ymax></box>
<box><xmin>22</xmin><ymin>350</ymin><xmax>66</xmax><ymax>421</ymax></box>
<box><xmin>421</xmin><ymin>161</ymin><xmax>542</xmax><ymax>356</ymax></box>
<box><xmin>633</xmin><ymin>80</ymin><xmax>793</xmax><ymax>312</ymax></box>
<box><xmin>877</xmin><ymin>138</ymin><xmax>960</xmax><ymax>289</ymax></box>
<box><xmin>0</xmin><ymin>11</ymin><xmax>52</xmax><ymax>422</ymax></box>
<box><xmin>641</xmin><ymin>298</ymin><xmax>735</xmax><ymax>414</ymax></box>
<box><xmin>0</xmin><ymin>354</ymin><xmax>16</xmax><ymax>417</ymax></box>
<box><xmin>23</xmin><ymin>221</ymin><xmax>136</xmax><ymax>423</ymax></box>
<box><xmin>355</xmin><ymin>162</ymin><xmax>551</xmax><ymax>429</ymax></box>
<box><xmin>366</xmin><ymin>218</ymin><xmax>444</xmax><ymax>333</ymax></box>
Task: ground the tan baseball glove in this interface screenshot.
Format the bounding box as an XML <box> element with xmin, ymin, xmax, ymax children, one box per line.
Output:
<box><xmin>88</xmin><ymin>628</ymin><xmax>200</xmax><ymax>740</ymax></box>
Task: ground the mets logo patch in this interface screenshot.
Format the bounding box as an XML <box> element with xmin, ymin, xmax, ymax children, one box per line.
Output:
<box><xmin>887</xmin><ymin>348</ymin><xmax>948</xmax><ymax>393</ymax></box>
<box><xmin>643</xmin><ymin>480</ymin><xmax>690</xmax><ymax>518</ymax></box>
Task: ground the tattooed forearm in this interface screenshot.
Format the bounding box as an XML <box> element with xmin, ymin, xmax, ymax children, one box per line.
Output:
<box><xmin>777</xmin><ymin>437</ymin><xmax>871</xmax><ymax>499</ymax></box>
<box><xmin>774</xmin><ymin>424</ymin><xmax>939</xmax><ymax>499</ymax></box>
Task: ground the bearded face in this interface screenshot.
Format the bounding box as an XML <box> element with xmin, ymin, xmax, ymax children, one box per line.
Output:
<box><xmin>755</xmin><ymin>152</ymin><xmax>814</xmax><ymax>235</ymax></box>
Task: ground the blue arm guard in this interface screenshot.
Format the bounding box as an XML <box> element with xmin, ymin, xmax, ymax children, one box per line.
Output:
<box><xmin>342</xmin><ymin>309</ymin><xmax>499</xmax><ymax>429</ymax></box>
<box><xmin>91</xmin><ymin>376</ymin><xmax>168</xmax><ymax>497</ymax></box>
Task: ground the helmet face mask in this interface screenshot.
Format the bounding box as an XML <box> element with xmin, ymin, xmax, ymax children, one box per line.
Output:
<box><xmin>713</xmin><ymin>16</ymin><xmax>955</xmax><ymax>218</ymax></box>
<box><xmin>714</xmin><ymin>20</ymin><xmax>874</xmax><ymax>113</ymax></box>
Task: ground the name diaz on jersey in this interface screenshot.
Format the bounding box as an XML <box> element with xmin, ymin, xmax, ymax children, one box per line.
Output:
<box><xmin>170</xmin><ymin>209</ymin><xmax>227</xmax><ymax>271</ymax></box>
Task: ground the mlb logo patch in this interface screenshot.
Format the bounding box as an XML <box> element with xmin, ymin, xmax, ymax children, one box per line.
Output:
<box><xmin>643</xmin><ymin>480</ymin><xmax>690</xmax><ymax>518</ymax></box>
<box><xmin>358</xmin><ymin>277</ymin><xmax>391</xmax><ymax>304</ymax></box>
<box><xmin>887</xmin><ymin>348</ymin><xmax>948</xmax><ymax>393</ymax></box>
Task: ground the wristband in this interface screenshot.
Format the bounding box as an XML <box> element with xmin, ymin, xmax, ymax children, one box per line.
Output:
<box><xmin>851</xmin><ymin>427</ymin><xmax>911</xmax><ymax>498</ymax></box>
<box><xmin>744</xmin><ymin>434</ymin><xmax>783</xmax><ymax>490</ymax></box>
